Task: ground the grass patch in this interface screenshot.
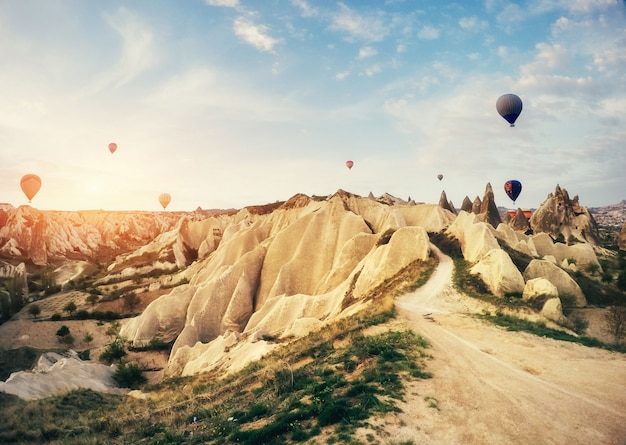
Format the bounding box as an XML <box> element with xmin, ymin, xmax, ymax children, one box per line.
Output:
<box><xmin>479</xmin><ymin>312</ymin><xmax>625</xmax><ymax>352</ymax></box>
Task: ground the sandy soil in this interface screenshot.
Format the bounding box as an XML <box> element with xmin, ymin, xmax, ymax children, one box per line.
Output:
<box><xmin>362</xmin><ymin>246</ymin><xmax>626</xmax><ymax>445</ymax></box>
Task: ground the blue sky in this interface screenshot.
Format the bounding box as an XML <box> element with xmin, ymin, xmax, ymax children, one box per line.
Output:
<box><xmin>1</xmin><ymin>0</ymin><xmax>625</xmax><ymax>211</ymax></box>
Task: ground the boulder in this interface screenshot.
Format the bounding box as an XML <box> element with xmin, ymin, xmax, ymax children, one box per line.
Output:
<box><xmin>469</xmin><ymin>249</ymin><xmax>525</xmax><ymax>297</ymax></box>
<box><xmin>523</xmin><ymin>259</ymin><xmax>586</xmax><ymax>307</ymax></box>
<box><xmin>522</xmin><ymin>278</ymin><xmax>559</xmax><ymax>302</ymax></box>
<box><xmin>447</xmin><ymin>212</ymin><xmax>500</xmax><ymax>263</ymax></box>
<box><xmin>541</xmin><ymin>297</ymin><xmax>566</xmax><ymax>324</ymax></box>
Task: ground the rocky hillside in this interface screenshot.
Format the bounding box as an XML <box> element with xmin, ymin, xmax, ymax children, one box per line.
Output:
<box><xmin>0</xmin><ymin>187</ymin><xmax>621</xmax><ymax>380</ymax></box>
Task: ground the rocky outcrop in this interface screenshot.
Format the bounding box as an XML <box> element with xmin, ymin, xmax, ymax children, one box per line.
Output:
<box><xmin>0</xmin><ymin>206</ymin><xmax>185</xmax><ymax>265</ymax></box>
<box><xmin>119</xmin><ymin>193</ymin><xmax>446</xmax><ymax>377</ymax></box>
<box><xmin>522</xmin><ymin>278</ymin><xmax>565</xmax><ymax>324</ymax></box>
<box><xmin>531</xmin><ymin>233</ymin><xmax>601</xmax><ymax>272</ymax></box>
<box><xmin>479</xmin><ymin>183</ymin><xmax>502</xmax><ymax>229</ymax></box>
<box><xmin>510</xmin><ymin>208</ymin><xmax>531</xmax><ymax>232</ymax></box>
<box><xmin>530</xmin><ymin>185</ymin><xmax>600</xmax><ymax>245</ymax></box>
<box><xmin>438</xmin><ymin>191</ymin><xmax>456</xmax><ymax>215</ymax></box>
<box><xmin>523</xmin><ymin>259</ymin><xmax>586</xmax><ymax>307</ymax></box>
<box><xmin>446</xmin><ymin>212</ymin><xmax>500</xmax><ymax>263</ymax></box>
<box><xmin>469</xmin><ymin>249</ymin><xmax>525</xmax><ymax>297</ymax></box>
<box><xmin>472</xmin><ymin>196</ymin><xmax>482</xmax><ymax>214</ymax></box>
<box><xmin>460</xmin><ymin>196</ymin><xmax>473</xmax><ymax>213</ymax></box>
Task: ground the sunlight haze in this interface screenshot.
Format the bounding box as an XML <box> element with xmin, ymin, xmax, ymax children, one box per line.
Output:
<box><xmin>1</xmin><ymin>0</ymin><xmax>624</xmax><ymax>211</ymax></box>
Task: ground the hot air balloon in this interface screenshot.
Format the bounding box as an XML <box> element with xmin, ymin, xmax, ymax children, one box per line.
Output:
<box><xmin>504</xmin><ymin>180</ymin><xmax>522</xmax><ymax>204</ymax></box>
<box><xmin>496</xmin><ymin>94</ymin><xmax>523</xmax><ymax>127</ymax></box>
<box><xmin>437</xmin><ymin>174</ymin><xmax>443</xmax><ymax>181</ymax></box>
<box><xmin>20</xmin><ymin>174</ymin><xmax>42</xmax><ymax>203</ymax></box>
<box><xmin>108</xmin><ymin>143</ymin><xmax>117</xmax><ymax>154</ymax></box>
<box><xmin>159</xmin><ymin>193</ymin><xmax>171</xmax><ymax>209</ymax></box>
<box><xmin>346</xmin><ymin>160</ymin><xmax>354</xmax><ymax>170</ymax></box>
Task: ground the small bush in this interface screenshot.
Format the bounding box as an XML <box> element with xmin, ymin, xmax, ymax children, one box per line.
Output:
<box><xmin>100</xmin><ymin>337</ymin><xmax>127</xmax><ymax>364</ymax></box>
<box><xmin>113</xmin><ymin>362</ymin><xmax>147</xmax><ymax>389</ymax></box>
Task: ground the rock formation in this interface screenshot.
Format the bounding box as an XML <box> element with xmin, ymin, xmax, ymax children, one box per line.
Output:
<box><xmin>0</xmin><ymin>205</ymin><xmax>185</xmax><ymax>265</ymax></box>
<box><xmin>510</xmin><ymin>208</ymin><xmax>531</xmax><ymax>232</ymax></box>
<box><xmin>119</xmin><ymin>192</ymin><xmax>452</xmax><ymax>376</ymax></box>
<box><xmin>478</xmin><ymin>183</ymin><xmax>502</xmax><ymax>228</ymax></box>
<box><xmin>471</xmin><ymin>196</ymin><xmax>482</xmax><ymax>214</ymax></box>
<box><xmin>523</xmin><ymin>259</ymin><xmax>586</xmax><ymax>307</ymax></box>
<box><xmin>438</xmin><ymin>191</ymin><xmax>456</xmax><ymax>214</ymax></box>
<box><xmin>460</xmin><ymin>196</ymin><xmax>473</xmax><ymax>213</ymax></box>
<box><xmin>530</xmin><ymin>185</ymin><xmax>600</xmax><ymax>245</ymax></box>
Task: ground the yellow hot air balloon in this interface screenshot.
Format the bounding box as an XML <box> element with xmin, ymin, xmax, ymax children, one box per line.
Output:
<box><xmin>159</xmin><ymin>193</ymin><xmax>171</xmax><ymax>209</ymax></box>
<box><xmin>20</xmin><ymin>174</ymin><xmax>42</xmax><ymax>203</ymax></box>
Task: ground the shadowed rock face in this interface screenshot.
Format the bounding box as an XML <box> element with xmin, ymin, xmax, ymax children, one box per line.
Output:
<box><xmin>438</xmin><ymin>191</ymin><xmax>457</xmax><ymax>215</ymax></box>
<box><xmin>618</xmin><ymin>222</ymin><xmax>626</xmax><ymax>251</ymax></box>
<box><xmin>530</xmin><ymin>185</ymin><xmax>600</xmax><ymax>245</ymax></box>
<box><xmin>479</xmin><ymin>183</ymin><xmax>502</xmax><ymax>229</ymax></box>
<box><xmin>510</xmin><ymin>209</ymin><xmax>531</xmax><ymax>232</ymax></box>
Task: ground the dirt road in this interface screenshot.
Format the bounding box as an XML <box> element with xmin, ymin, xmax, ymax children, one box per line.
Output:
<box><xmin>378</xmin><ymin>246</ymin><xmax>626</xmax><ymax>444</ymax></box>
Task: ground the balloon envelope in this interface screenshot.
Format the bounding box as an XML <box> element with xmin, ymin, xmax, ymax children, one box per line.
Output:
<box><xmin>346</xmin><ymin>160</ymin><xmax>354</xmax><ymax>170</ymax></box>
<box><xmin>159</xmin><ymin>193</ymin><xmax>171</xmax><ymax>209</ymax></box>
<box><xmin>504</xmin><ymin>180</ymin><xmax>522</xmax><ymax>203</ymax></box>
<box><xmin>108</xmin><ymin>142</ymin><xmax>117</xmax><ymax>154</ymax></box>
<box><xmin>496</xmin><ymin>94</ymin><xmax>523</xmax><ymax>127</ymax></box>
<box><xmin>20</xmin><ymin>174</ymin><xmax>42</xmax><ymax>203</ymax></box>
<box><xmin>437</xmin><ymin>174</ymin><xmax>443</xmax><ymax>181</ymax></box>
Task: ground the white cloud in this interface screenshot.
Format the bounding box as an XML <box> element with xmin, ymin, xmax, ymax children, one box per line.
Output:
<box><xmin>417</xmin><ymin>25</ymin><xmax>439</xmax><ymax>40</ymax></box>
<box><xmin>291</xmin><ymin>0</ymin><xmax>317</xmax><ymax>17</ymax></box>
<box><xmin>363</xmin><ymin>64</ymin><xmax>382</xmax><ymax>77</ymax></box>
<box><xmin>96</xmin><ymin>7</ymin><xmax>158</xmax><ymax>89</ymax></box>
<box><xmin>358</xmin><ymin>46</ymin><xmax>377</xmax><ymax>59</ymax></box>
<box><xmin>205</xmin><ymin>0</ymin><xmax>239</xmax><ymax>7</ymax></box>
<box><xmin>329</xmin><ymin>3</ymin><xmax>388</xmax><ymax>42</ymax></box>
<box><xmin>335</xmin><ymin>71</ymin><xmax>349</xmax><ymax>80</ymax></box>
<box><xmin>458</xmin><ymin>16</ymin><xmax>488</xmax><ymax>32</ymax></box>
<box><xmin>233</xmin><ymin>17</ymin><xmax>280</xmax><ymax>52</ymax></box>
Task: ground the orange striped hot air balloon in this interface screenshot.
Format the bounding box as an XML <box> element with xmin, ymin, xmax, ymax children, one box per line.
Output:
<box><xmin>20</xmin><ymin>174</ymin><xmax>42</xmax><ymax>203</ymax></box>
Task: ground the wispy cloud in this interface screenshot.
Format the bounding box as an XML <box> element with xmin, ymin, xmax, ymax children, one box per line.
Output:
<box><xmin>233</xmin><ymin>17</ymin><xmax>280</xmax><ymax>52</ymax></box>
<box><xmin>458</xmin><ymin>16</ymin><xmax>488</xmax><ymax>32</ymax></box>
<box><xmin>329</xmin><ymin>3</ymin><xmax>388</xmax><ymax>42</ymax></box>
<box><xmin>358</xmin><ymin>46</ymin><xmax>377</xmax><ymax>59</ymax></box>
<box><xmin>205</xmin><ymin>0</ymin><xmax>239</xmax><ymax>7</ymax></box>
<box><xmin>417</xmin><ymin>25</ymin><xmax>439</xmax><ymax>40</ymax></box>
<box><xmin>291</xmin><ymin>0</ymin><xmax>317</xmax><ymax>17</ymax></box>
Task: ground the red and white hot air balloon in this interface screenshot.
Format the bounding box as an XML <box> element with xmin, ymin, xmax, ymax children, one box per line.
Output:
<box><xmin>346</xmin><ymin>160</ymin><xmax>354</xmax><ymax>170</ymax></box>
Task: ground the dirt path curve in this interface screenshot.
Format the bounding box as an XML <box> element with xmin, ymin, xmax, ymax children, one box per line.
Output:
<box><xmin>386</xmin><ymin>245</ymin><xmax>626</xmax><ymax>445</ymax></box>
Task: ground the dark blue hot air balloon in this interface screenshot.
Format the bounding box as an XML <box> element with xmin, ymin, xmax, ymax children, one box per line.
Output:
<box><xmin>504</xmin><ymin>180</ymin><xmax>522</xmax><ymax>204</ymax></box>
<box><xmin>496</xmin><ymin>94</ymin><xmax>523</xmax><ymax>127</ymax></box>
